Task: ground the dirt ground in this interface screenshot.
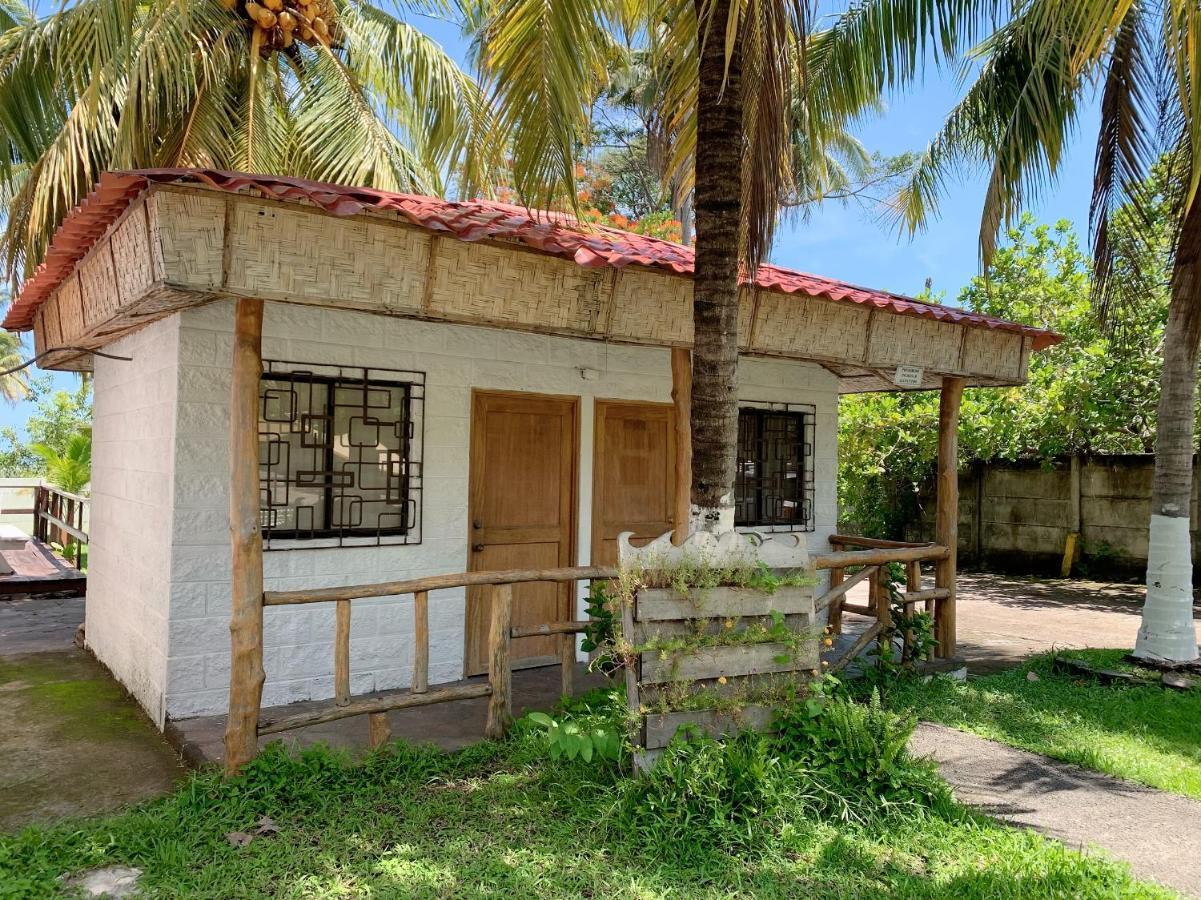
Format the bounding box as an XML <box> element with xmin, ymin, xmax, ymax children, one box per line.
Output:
<box><xmin>0</xmin><ymin>595</ymin><xmax>186</xmax><ymax>833</ymax></box>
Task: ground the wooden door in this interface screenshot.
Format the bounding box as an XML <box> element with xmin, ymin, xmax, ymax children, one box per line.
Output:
<box><xmin>591</xmin><ymin>400</ymin><xmax>676</xmax><ymax>567</ymax></box>
<box><xmin>466</xmin><ymin>391</ymin><xmax>579</xmax><ymax>675</ymax></box>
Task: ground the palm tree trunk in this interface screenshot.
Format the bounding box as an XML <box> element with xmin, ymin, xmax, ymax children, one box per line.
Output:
<box><xmin>1136</xmin><ymin>201</ymin><xmax>1201</xmax><ymax>663</ymax></box>
<box><xmin>688</xmin><ymin>0</ymin><xmax>742</xmax><ymax>534</ymax></box>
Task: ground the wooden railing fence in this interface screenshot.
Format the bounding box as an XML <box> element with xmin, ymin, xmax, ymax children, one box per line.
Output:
<box><xmin>813</xmin><ymin>534</ymin><xmax>951</xmax><ymax>667</ymax></box>
<box><xmin>33</xmin><ymin>485</ymin><xmax>89</xmax><ymax>569</ymax></box>
<box><xmin>227</xmin><ymin>537</ymin><xmax>955</xmax><ymax>772</ymax></box>
<box><xmin>237</xmin><ymin>566</ymin><xmax>616</xmax><ymax>767</ymax></box>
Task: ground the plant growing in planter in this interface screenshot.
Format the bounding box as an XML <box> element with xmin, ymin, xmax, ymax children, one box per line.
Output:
<box><xmin>611</xmin><ymin>530</ymin><xmax>819</xmax><ymax>769</ymax></box>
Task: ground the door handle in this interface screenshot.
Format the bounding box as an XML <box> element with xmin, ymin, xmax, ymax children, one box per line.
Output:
<box><xmin>472</xmin><ymin>543</ymin><xmax>485</xmax><ymax>553</ymax></box>
<box><xmin>472</xmin><ymin>519</ymin><xmax>483</xmax><ymax>529</ymax></box>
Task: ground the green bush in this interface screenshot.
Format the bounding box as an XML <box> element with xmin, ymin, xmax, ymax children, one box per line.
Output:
<box><xmin>618</xmin><ymin>730</ymin><xmax>803</xmax><ymax>859</ymax></box>
<box><xmin>774</xmin><ymin>691</ymin><xmax>950</xmax><ymax>822</ymax></box>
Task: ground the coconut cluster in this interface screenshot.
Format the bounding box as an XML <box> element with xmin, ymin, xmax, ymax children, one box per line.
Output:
<box><xmin>223</xmin><ymin>0</ymin><xmax>337</xmax><ymax>51</ymax></box>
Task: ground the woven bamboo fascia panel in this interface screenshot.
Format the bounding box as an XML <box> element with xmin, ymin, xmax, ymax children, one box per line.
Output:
<box><xmin>29</xmin><ymin>183</ymin><xmax>1031</xmax><ymax>388</ymax></box>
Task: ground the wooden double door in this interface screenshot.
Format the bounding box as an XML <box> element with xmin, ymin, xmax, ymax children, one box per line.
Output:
<box><xmin>465</xmin><ymin>392</ymin><xmax>676</xmax><ymax>675</ymax></box>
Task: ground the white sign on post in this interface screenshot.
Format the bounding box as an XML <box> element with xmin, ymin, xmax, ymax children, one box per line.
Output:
<box><xmin>893</xmin><ymin>364</ymin><xmax>925</xmax><ymax>388</ymax></box>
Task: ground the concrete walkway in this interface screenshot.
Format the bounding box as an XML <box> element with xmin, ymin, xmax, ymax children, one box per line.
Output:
<box><xmin>911</xmin><ymin>723</ymin><xmax>1201</xmax><ymax>898</ymax></box>
<box><xmin>0</xmin><ymin>595</ymin><xmax>186</xmax><ymax>832</ymax></box>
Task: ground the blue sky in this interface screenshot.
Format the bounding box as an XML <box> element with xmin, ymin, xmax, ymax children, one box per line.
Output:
<box><xmin>0</xmin><ymin>5</ymin><xmax>1102</xmax><ymax>436</ymax></box>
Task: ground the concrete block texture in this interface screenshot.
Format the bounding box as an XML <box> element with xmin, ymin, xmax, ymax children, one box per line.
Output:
<box><xmin>87</xmin><ymin>299</ymin><xmax>841</xmax><ymax>720</ymax></box>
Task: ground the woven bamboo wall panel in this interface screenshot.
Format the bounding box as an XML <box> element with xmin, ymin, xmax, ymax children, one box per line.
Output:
<box><xmin>751</xmin><ymin>291</ymin><xmax>870</xmax><ymax>360</ymax></box>
<box><xmin>226</xmin><ymin>201</ymin><xmax>428</xmax><ymax>311</ymax></box>
<box><xmin>151</xmin><ymin>189</ymin><xmax>225</xmax><ymax>289</ymax></box>
<box><xmin>608</xmin><ymin>266</ymin><xmax>691</xmax><ymax>344</ymax></box>
<box><xmin>427</xmin><ymin>238</ymin><xmax>606</xmax><ymax>331</ymax></box>
<box><xmin>110</xmin><ymin>207</ymin><xmax>155</xmax><ymax>306</ymax></box>
<box><xmin>39</xmin><ymin>291</ymin><xmax>62</xmax><ymax>350</ymax></box>
<box><xmin>57</xmin><ymin>277</ymin><xmax>85</xmax><ymax>344</ymax></box>
<box><xmin>960</xmin><ymin>327</ymin><xmax>1023</xmax><ymax>380</ymax></box>
<box><xmin>867</xmin><ymin>313</ymin><xmax>961</xmax><ymax>371</ymax></box>
<box><xmin>78</xmin><ymin>243</ymin><xmax>120</xmax><ymax>329</ymax></box>
<box><xmin>737</xmin><ymin>289</ymin><xmax>755</xmax><ymax>349</ymax></box>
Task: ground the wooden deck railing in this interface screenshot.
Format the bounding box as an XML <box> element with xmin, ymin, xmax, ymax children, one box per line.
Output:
<box><xmin>240</xmin><ymin>566</ymin><xmax>617</xmax><ymax>767</ymax></box>
<box><xmin>813</xmin><ymin>534</ymin><xmax>951</xmax><ymax>668</ymax></box>
<box><xmin>33</xmin><ymin>485</ymin><xmax>89</xmax><ymax>569</ymax></box>
<box><xmin>229</xmin><ymin>536</ymin><xmax>957</xmax><ymax>771</ymax></box>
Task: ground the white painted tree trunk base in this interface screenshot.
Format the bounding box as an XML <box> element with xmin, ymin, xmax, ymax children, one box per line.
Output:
<box><xmin>1134</xmin><ymin>514</ymin><xmax>1199</xmax><ymax>664</ymax></box>
<box><xmin>689</xmin><ymin>498</ymin><xmax>734</xmax><ymax>535</ymax></box>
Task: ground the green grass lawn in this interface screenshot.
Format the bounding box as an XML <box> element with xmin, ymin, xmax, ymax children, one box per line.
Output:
<box><xmin>0</xmin><ymin>695</ymin><xmax>1175</xmax><ymax>899</ymax></box>
<box><xmin>887</xmin><ymin>649</ymin><xmax>1201</xmax><ymax>800</ymax></box>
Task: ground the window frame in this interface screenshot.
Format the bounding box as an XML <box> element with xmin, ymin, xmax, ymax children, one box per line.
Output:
<box><xmin>734</xmin><ymin>402</ymin><xmax>816</xmax><ymax>532</ymax></box>
<box><xmin>259</xmin><ymin>361</ymin><xmax>425</xmax><ymax>550</ymax></box>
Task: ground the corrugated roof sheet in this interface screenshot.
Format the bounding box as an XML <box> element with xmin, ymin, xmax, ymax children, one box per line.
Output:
<box><xmin>3</xmin><ymin>167</ymin><xmax>1063</xmax><ymax>351</ymax></box>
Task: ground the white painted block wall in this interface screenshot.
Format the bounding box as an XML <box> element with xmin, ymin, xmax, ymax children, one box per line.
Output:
<box><xmin>88</xmin><ymin>317</ymin><xmax>181</xmax><ymax>725</ymax></box>
<box><xmin>88</xmin><ymin>298</ymin><xmax>839</xmax><ymax>722</ymax></box>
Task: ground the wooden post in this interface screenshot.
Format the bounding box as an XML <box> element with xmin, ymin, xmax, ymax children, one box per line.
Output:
<box><xmin>334</xmin><ymin>599</ymin><xmax>351</xmax><ymax>706</ymax></box>
<box><xmin>935</xmin><ymin>376</ymin><xmax>965</xmax><ymax>659</ymax></box>
<box><xmin>412</xmin><ymin>590</ymin><xmax>429</xmax><ymax>694</ymax></box>
<box><xmin>223</xmin><ymin>298</ymin><xmax>266</xmax><ymax>775</ymax></box>
<box><xmin>484</xmin><ymin>583</ymin><xmax>513</xmax><ymax>739</ymax></box>
<box><xmin>559</xmin><ymin>632</ymin><xmax>575</xmax><ymax>697</ymax></box>
<box><xmin>875</xmin><ymin>565</ymin><xmax>892</xmax><ymax>660</ymax></box>
<box><xmin>671</xmin><ymin>348</ymin><xmax>692</xmax><ymax>545</ymax></box>
<box><xmin>368</xmin><ymin>712</ymin><xmax>391</xmax><ymax>749</ymax></box>
<box><xmin>826</xmin><ymin>567</ymin><xmax>845</xmax><ymax>634</ymax></box>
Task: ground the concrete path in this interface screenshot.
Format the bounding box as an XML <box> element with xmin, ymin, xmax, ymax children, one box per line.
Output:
<box><xmin>911</xmin><ymin>723</ymin><xmax>1201</xmax><ymax>898</ymax></box>
<box><xmin>0</xmin><ymin>595</ymin><xmax>186</xmax><ymax>832</ymax></box>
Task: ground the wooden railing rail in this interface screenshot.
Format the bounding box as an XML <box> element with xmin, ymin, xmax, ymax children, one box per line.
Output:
<box><xmin>263</xmin><ymin>565</ymin><xmax>618</xmax><ymax>606</ymax></box>
<box><xmin>237</xmin><ymin>565</ymin><xmax>612</xmax><ymax>766</ymax></box>
<box><xmin>817</xmin><ymin>538</ymin><xmax>950</xmax><ymax>667</ymax></box>
<box><xmin>33</xmin><ymin>485</ymin><xmax>89</xmax><ymax>569</ymax></box>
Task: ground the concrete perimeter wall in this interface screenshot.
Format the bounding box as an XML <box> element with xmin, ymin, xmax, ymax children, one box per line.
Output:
<box><xmin>908</xmin><ymin>454</ymin><xmax>1197</xmax><ymax>577</ymax></box>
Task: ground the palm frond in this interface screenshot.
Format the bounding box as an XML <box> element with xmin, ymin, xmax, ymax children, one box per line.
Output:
<box><xmin>477</xmin><ymin>0</ymin><xmax>613</xmax><ymax>208</ymax></box>
<box><xmin>1092</xmin><ymin>2</ymin><xmax>1160</xmax><ymax>325</ymax></box>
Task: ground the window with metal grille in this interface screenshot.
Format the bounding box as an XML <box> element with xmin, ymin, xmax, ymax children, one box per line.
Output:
<box><xmin>735</xmin><ymin>404</ymin><xmax>815</xmax><ymax>531</ymax></box>
<box><xmin>258</xmin><ymin>362</ymin><xmax>424</xmax><ymax>548</ymax></box>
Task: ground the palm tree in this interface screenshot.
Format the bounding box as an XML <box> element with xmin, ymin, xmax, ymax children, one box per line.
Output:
<box><xmin>0</xmin><ymin>331</ymin><xmax>30</xmax><ymax>402</ymax></box>
<box><xmin>0</xmin><ymin>0</ymin><xmax>503</xmax><ymax>286</ymax></box>
<box><xmin>829</xmin><ymin>0</ymin><xmax>1199</xmax><ymax>662</ymax></box>
<box><xmin>32</xmin><ymin>427</ymin><xmax>92</xmax><ymax>494</ymax></box>
<box><xmin>476</xmin><ymin>0</ymin><xmax>876</xmax><ymax>533</ymax></box>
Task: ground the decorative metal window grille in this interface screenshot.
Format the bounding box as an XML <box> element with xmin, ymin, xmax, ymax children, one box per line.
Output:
<box><xmin>258</xmin><ymin>361</ymin><xmax>424</xmax><ymax>549</ymax></box>
<box><xmin>735</xmin><ymin>403</ymin><xmax>815</xmax><ymax>531</ymax></box>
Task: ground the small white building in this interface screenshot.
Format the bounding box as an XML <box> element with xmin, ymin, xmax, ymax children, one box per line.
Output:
<box><xmin>5</xmin><ymin>169</ymin><xmax>1059</xmax><ymax>729</ymax></box>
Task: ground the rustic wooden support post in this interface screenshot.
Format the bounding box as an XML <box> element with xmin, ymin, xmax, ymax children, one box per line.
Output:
<box><xmin>412</xmin><ymin>590</ymin><xmax>429</xmax><ymax>694</ymax></box>
<box><xmin>368</xmin><ymin>712</ymin><xmax>391</xmax><ymax>749</ymax></box>
<box><xmin>935</xmin><ymin>376</ymin><xmax>965</xmax><ymax>659</ymax></box>
<box><xmin>224</xmin><ymin>298</ymin><xmax>266</xmax><ymax>775</ymax></box>
<box><xmin>671</xmin><ymin>348</ymin><xmax>692</xmax><ymax>545</ymax></box>
<box><xmin>334</xmin><ymin>599</ymin><xmax>351</xmax><ymax>706</ymax></box>
<box><xmin>826</xmin><ymin>567</ymin><xmax>845</xmax><ymax>634</ymax></box>
<box><xmin>559</xmin><ymin>632</ymin><xmax>575</xmax><ymax>697</ymax></box>
<box><xmin>484</xmin><ymin>583</ymin><xmax>513</xmax><ymax>739</ymax></box>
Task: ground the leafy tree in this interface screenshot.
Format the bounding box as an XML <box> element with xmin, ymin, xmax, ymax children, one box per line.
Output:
<box><xmin>840</xmin><ymin>215</ymin><xmax>1169</xmax><ymax>539</ymax></box>
<box><xmin>0</xmin><ymin>0</ymin><xmax>500</xmax><ymax>282</ymax></box>
<box><xmin>825</xmin><ymin>0</ymin><xmax>1201</xmax><ymax>662</ymax></box>
<box><xmin>0</xmin><ymin>379</ymin><xmax>92</xmax><ymax>479</ymax></box>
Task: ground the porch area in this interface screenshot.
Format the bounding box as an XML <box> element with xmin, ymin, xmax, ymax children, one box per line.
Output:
<box><xmin>0</xmin><ymin>481</ymin><xmax>87</xmax><ymax>597</ymax></box>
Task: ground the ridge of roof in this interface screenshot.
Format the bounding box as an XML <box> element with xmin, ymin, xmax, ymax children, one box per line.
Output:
<box><xmin>2</xmin><ymin>168</ymin><xmax>1063</xmax><ymax>352</ymax></box>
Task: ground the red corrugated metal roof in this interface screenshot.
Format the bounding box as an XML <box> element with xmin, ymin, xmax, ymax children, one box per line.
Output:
<box><xmin>3</xmin><ymin>167</ymin><xmax>1063</xmax><ymax>351</ymax></box>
